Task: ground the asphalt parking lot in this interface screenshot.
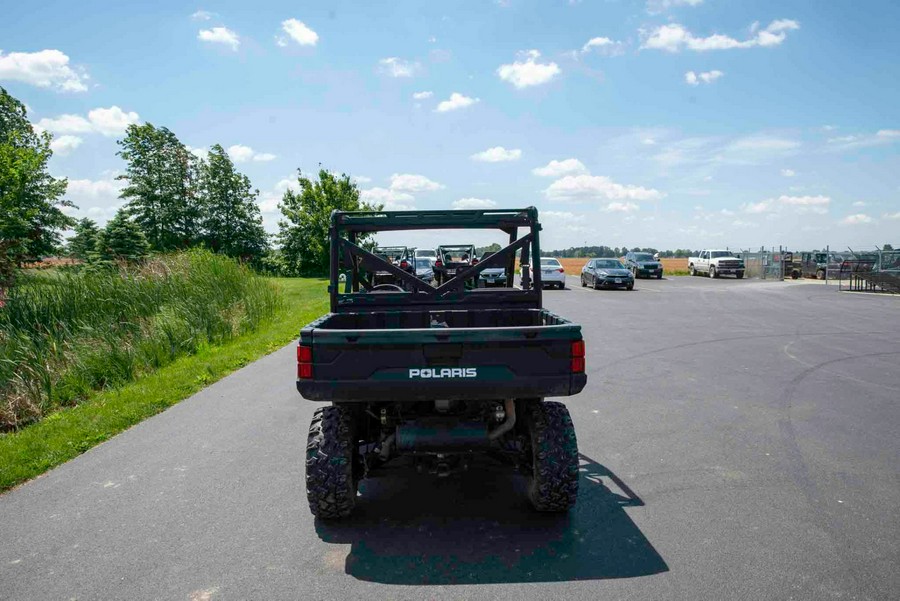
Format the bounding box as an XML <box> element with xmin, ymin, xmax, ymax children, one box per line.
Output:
<box><xmin>1</xmin><ymin>276</ymin><xmax>898</xmax><ymax>600</ymax></box>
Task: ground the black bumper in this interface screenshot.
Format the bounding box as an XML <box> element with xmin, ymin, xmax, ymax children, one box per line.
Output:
<box><xmin>297</xmin><ymin>373</ymin><xmax>587</xmax><ymax>402</ymax></box>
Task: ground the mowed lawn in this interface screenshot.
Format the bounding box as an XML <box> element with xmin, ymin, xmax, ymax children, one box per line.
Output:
<box><xmin>0</xmin><ymin>278</ymin><xmax>328</xmax><ymax>492</ymax></box>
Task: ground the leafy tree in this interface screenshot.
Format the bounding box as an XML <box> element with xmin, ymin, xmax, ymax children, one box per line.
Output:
<box><xmin>884</xmin><ymin>244</ymin><xmax>894</xmax><ymax>251</ymax></box>
<box><xmin>198</xmin><ymin>144</ymin><xmax>268</xmax><ymax>261</ymax></box>
<box><xmin>117</xmin><ymin>123</ymin><xmax>201</xmax><ymax>251</ymax></box>
<box><xmin>0</xmin><ymin>87</ymin><xmax>74</xmax><ymax>287</ymax></box>
<box><xmin>67</xmin><ymin>218</ymin><xmax>100</xmax><ymax>260</ymax></box>
<box><xmin>277</xmin><ymin>169</ymin><xmax>382</xmax><ymax>276</ymax></box>
<box><xmin>95</xmin><ymin>209</ymin><xmax>150</xmax><ymax>263</ymax></box>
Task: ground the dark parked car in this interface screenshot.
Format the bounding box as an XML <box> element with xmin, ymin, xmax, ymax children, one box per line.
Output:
<box><xmin>581</xmin><ymin>258</ymin><xmax>634</xmax><ymax>290</ymax></box>
<box><xmin>413</xmin><ymin>257</ymin><xmax>434</xmax><ymax>284</ymax></box>
<box><xmin>478</xmin><ymin>252</ymin><xmax>508</xmax><ymax>287</ymax></box>
<box><xmin>624</xmin><ymin>252</ymin><xmax>663</xmax><ymax>279</ymax></box>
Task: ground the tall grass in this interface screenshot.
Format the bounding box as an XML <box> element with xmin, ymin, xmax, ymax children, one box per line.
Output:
<box><xmin>0</xmin><ymin>250</ymin><xmax>281</xmax><ymax>430</ymax></box>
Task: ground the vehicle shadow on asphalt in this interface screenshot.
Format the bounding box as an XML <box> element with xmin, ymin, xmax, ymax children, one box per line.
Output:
<box><xmin>314</xmin><ymin>453</ymin><xmax>668</xmax><ymax>585</ymax></box>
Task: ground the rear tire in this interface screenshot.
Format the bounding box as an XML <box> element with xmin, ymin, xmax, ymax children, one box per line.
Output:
<box><xmin>306</xmin><ymin>405</ymin><xmax>357</xmax><ymax>519</ymax></box>
<box><xmin>689</xmin><ymin>264</ymin><xmax>696</xmax><ymax>276</ymax></box>
<box><xmin>526</xmin><ymin>401</ymin><xmax>579</xmax><ymax>512</ymax></box>
<box><xmin>816</xmin><ymin>269</ymin><xmax>825</xmax><ymax>280</ymax></box>
<box><xmin>581</xmin><ymin>275</ymin><xmax>586</xmax><ymax>287</ymax></box>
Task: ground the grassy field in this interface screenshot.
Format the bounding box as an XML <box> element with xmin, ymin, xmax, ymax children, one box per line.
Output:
<box><xmin>0</xmin><ymin>276</ymin><xmax>328</xmax><ymax>492</ymax></box>
<box><xmin>556</xmin><ymin>257</ymin><xmax>689</xmax><ymax>275</ymax></box>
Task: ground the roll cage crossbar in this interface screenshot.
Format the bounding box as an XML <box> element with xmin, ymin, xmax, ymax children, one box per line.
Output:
<box><xmin>328</xmin><ymin>208</ymin><xmax>544</xmax><ymax>312</ymax></box>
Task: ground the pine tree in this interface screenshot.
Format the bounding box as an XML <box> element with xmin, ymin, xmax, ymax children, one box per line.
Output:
<box><xmin>198</xmin><ymin>144</ymin><xmax>268</xmax><ymax>261</ymax></box>
<box><xmin>67</xmin><ymin>218</ymin><xmax>100</xmax><ymax>260</ymax></box>
<box><xmin>95</xmin><ymin>210</ymin><xmax>150</xmax><ymax>263</ymax></box>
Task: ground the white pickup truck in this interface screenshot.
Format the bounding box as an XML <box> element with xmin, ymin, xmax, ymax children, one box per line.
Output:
<box><xmin>688</xmin><ymin>249</ymin><xmax>745</xmax><ymax>278</ymax></box>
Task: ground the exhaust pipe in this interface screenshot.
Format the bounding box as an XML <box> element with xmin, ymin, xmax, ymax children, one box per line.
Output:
<box><xmin>488</xmin><ymin>399</ymin><xmax>516</xmax><ymax>441</ymax></box>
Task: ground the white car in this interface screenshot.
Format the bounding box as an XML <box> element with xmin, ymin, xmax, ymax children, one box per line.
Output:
<box><xmin>414</xmin><ymin>249</ymin><xmax>437</xmax><ymax>265</ymax></box>
<box><xmin>537</xmin><ymin>257</ymin><xmax>566</xmax><ymax>289</ymax></box>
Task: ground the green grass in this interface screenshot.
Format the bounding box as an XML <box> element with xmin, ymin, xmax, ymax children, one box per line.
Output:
<box><xmin>0</xmin><ymin>277</ymin><xmax>328</xmax><ymax>492</ymax></box>
<box><xmin>1</xmin><ymin>250</ymin><xmax>281</xmax><ymax>429</ymax></box>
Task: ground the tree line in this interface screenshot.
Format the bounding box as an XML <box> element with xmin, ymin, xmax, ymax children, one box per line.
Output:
<box><xmin>545</xmin><ymin>246</ymin><xmax>698</xmax><ymax>258</ymax></box>
<box><xmin>1</xmin><ymin>86</ymin><xmax>380</xmax><ymax>288</ymax></box>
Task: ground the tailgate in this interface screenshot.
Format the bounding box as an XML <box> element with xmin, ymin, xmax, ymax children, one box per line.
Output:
<box><xmin>296</xmin><ymin>324</ymin><xmax>586</xmax><ymax>402</ymax></box>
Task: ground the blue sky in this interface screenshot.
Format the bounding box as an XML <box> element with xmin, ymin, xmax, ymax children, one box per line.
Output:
<box><xmin>2</xmin><ymin>0</ymin><xmax>898</xmax><ymax>251</ymax></box>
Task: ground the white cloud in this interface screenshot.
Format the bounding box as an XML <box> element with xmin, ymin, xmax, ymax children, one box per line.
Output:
<box><xmin>412</xmin><ymin>91</ymin><xmax>433</xmax><ymax>100</ymax></box>
<box><xmin>452</xmin><ymin>198</ymin><xmax>496</xmax><ymax>209</ymax></box>
<box><xmin>852</xmin><ymin>200</ymin><xmax>867</xmax><ymax>207</ymax></box>
<box><xmin>742</xmin><ymin>200</ymin><xmax>773</xmax><ymax>214</ymax></box>
<box><xmin>497</xmin><ymin>50</ymin><xmax>561</xmax><ymax>88</ymax></box>
<box><xmin>37</xmin><ymin>106</ymin><xmax>140</xmax><ymax>137</ymax></box>
<box><xmin>532</xmin><ymin>158</ymin><xmax>588</xmax><ymax>177</ymax></box>
<box><xmin>641</xmin><ymin>19</ymin><xmax>799</xmax><ymax>52</ymax></box>
<box><xmin>187</xmin><ymin>145</ymin><xmax>209</xmax><ymax>161</ymax></box>
<box><xmin>280</xmin><ymin>18</ymin><xmax>318</xmax><ymax>46</ymax></box>
<box><xmin>646</xmin><ymin>0</ymin><xmax>703</xmax><ymax>15</ymax></box>
<box><xmin>191</xmin><ymin>10</ymin><xmax>213</xmax><ymax>21</ymax></box>
<box><xmin>86</xmin><ymin>106</ymin><xmax>140</xmax><ymax>136</ymax></box>
<box><xmin>828</xmin><ymin>129</ymin><xmax>900</xmax><ymax>151</ymax></box>
<box><xmin>360</xmin><ymin>187</ymin><xmax>416</xmax><ymax>210</ymax></box>
<box><xmin>604</xmin><ymin>202</ymin><xmax>640</xmax><ymax>213</ymax></box>
<box><xmin>66</xmin><ymin>178</ymin><xmax>125</xmax><ymax>221</ymax></box>
<box><xmin>435</xmin><ymin>92</ymin><xmax>479</xmax><ymax>112</ymax></box>
<box><xmin>840</xmin><ymin>213</ymin><xmax>873</xmax><ymax>225</ymax></box>
<box><xmin>227</xmin><ymin>144</ymin><xmax>277</xmax><ymax>163</ymax></box>
<box><xmin>545</xmin><ymin>174</ymin><xmax>664</xmax><ymax>202</ymax></box>
<box><xmin>470</xmin><ymin>146</ymin><xmax>522</xmax><ymax>162</ymax></box>
<box><xmin>378</xmin><ymin>57</ymin><xmax>420</xmax><ymax>78</ymax></box>
<box><xmin>579</xmin><ymin>37</ymin><xmax>625</xmax><ymax>57</ymax></box>
<box><xmin>727</xmin><ymin>135</ymin><xmax>800</xmax><ymax>153</ymax></box>
<box><xmin>389</xmin><ymin>173</ymin><xmax>443</xmax><ymax>192</ymax></box>
<box><xmin>685</xmin><ymin>69</ymin><xmax>723</xmax><ymax>85</ymax></box>
<box><xmin>198</xmin><ymin>27</ymin><xmax>240</xmax><ymax>51</ymax></box>
<box><xmin>50</xmin><ymin>135</ymin><xmax>82</xmax><ymax>156</ymax></box>
<box><xmin>0</xmin><ymin>49</ymin><xmax>89</xmax><ymax>92</ymax></box>
<box><xmin>743</xmin><ymin>195</ymin><xmax>830</xmax><ymax>215</ymax></box>
<box><xmin>883</xmin><ymin>211</ymin><xmax>900</xmax><ymax>220</ymax></box>
<box><xmin>781</xmin><ymin>168</ymin><xmax>796</xmax><ymax>177</ymax></box>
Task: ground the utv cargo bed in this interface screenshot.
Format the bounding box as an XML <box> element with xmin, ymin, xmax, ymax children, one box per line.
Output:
<box><xmin>297</xmin><ymin>307</ymin><xmax>587</xmax><ymax>401</ymax></box>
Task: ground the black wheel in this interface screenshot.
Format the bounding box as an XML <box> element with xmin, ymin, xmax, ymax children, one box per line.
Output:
<box><xmin>592</xmin><ymin>276</ymin><xmax>600</xmax><ymax>290</ymax></box>
<box><xmin>709</xmin><ymin>266</ymin><xmax>717</xmax><ymax>278</ymax></box>
<box><xmin>689</xmin><ymin>264</ymin><xmax>696</xmax><ymax>276</ymax></box>
<box><xmin>581</xmin><ymin>275</ymin><xmax>586</xmax><ymax>287</ymax></box>
<box><xmin>736</xmin><ymin>272</ymin><xmax>744</xmax><ymax>279</ymax></box>
<box><xmin>306</xmin><ymin>405</ymin><xmax>357</xmax><ymax>519</ymax></box>
<box><xmin>558</xmin><ymin>282</ymin><xmax>565</xmax><ymax>290</ymax></box>
<box><xmin>656</xmin><ymin>273</ymin><xmax>662</xmax><ymax>280</ymax></box>
<box><xmin>816</xmin><ymin>269</ymin><xmax>825</xmax><ymax>280</ymax></box>
<box><xmin>525</xmin><ymin>401</ymin><xmax>579</xmax><ymax>512</ymax></box>
<box><xmin>626</xmin><ymin>284</ymin><xmax>634</xmax><ymax>290</ymax></box>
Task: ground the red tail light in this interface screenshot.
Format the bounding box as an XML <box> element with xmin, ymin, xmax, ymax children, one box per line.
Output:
<box><xmin>570</xmin><ymin>340</ymin><xmax>585</xmax><ymax>373</ymax></box>
<box><xmin>297</xmin><ymin>344</ymin><xmax>313</xmax><ymax>379</ymax></box>
<box><xmin>559</xmin><ymin>267</ymin><xmax>565</xmax><ymax>273</ymax></box>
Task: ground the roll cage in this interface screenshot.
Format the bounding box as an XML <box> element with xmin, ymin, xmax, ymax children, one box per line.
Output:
<box><xmin>329</xmin><ymin>207</ymin><xmax>544</xmax><ymax>312</ymax></box>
